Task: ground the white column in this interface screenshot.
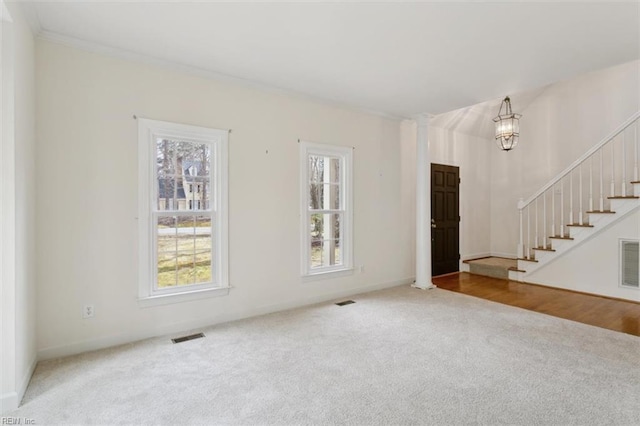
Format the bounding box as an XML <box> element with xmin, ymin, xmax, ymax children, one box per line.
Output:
<box><xmin>2</xmin><ymin>7</ymin><xmax>19</xmax><ymax>411</ymax></box>
<box><xmin>413</xmin><ymin>114</ymin><xmax>436</xmax><ymax>290</ymax></box>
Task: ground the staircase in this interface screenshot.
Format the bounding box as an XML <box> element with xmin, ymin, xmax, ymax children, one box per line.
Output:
<box><xmin>508</xmin><ymin>112</ymin><xmax>640</xmax><ymax>281</ymax></box>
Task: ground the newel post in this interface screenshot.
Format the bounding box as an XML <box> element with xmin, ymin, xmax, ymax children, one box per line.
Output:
<box><xmin>517</xmin><ymin>197</ymin><xmax>525</xmax><ymax>259</ymax></box>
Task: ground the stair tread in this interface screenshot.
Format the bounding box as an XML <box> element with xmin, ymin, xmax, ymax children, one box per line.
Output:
<box><xmin>508</xmin><ymin>266</ymin><xmax>526</xmax><ymax>273</ymax></box>
<box><xmin>532</xmin><ymin>247</ymin><xmax>556</xmax><ymax>252</ymax></box>
<box><xmin>607</xmin><ymin>196</ymin><xmax>639</xmax><ymax>199</ymax></box>
<box><xmin>518</xmin><ymin>257</ymin><xmax>539</xmax><ymax>263</ymax></box>
<box><xmin>586</xmin><ymin>210</ymin><xmax>615</xmax><ymax>214</ymax></box>
<box><xmin>567</xmin><ymin>223</ymin><xmax>594</xmax><ymax>227</ymax></box>
<box><xmin>549</xmin><ymin>235</ymin><xmax>574</xmax><ymax>240</ymax></box>
<box><xmin>631</xmin><ymin>181</ymin><xmax>640</xmax><ymax>184</ymax></box>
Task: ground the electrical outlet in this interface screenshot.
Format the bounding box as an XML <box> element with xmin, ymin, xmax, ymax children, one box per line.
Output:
<box><xmin>83</xmin><ymin>305</ymin><xmax>94</xmax><ymax>319</ymax></box>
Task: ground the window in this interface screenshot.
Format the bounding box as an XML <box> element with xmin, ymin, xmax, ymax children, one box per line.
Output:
<box><xmin>300</xmin><ymin>141</ymin><xmax>353</xmax><ymax>276</ymax></box>
<box><xmin>138</xmin><ymin>118</ymin><xmax>228</xmax><ymax>304</ymax></box>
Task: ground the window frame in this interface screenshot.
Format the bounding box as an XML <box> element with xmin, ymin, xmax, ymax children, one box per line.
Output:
<box><xmin>138</xmin><ymin>118</ymin><xmax>229</xmax><ymax>306</ymax></box>
<box><xmin>299</xmin><ymin>141</ymin><xmax>353</xmax><ymax>278</ymax></box>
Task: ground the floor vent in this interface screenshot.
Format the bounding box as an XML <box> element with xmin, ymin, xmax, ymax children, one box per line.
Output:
<box><xmin>171</xmin><ymin>333</ymin><xmax>205</xmax><ymax>344</ymax></box>
<box><xmin>335</xmin><ymin>300</ymin><xmax>355</xmax><ymax>306</ymax></box>
<box><xmin>620</xmin><ymin>239</ymin><xmax>639</xmax><ymax>289</ymax></box>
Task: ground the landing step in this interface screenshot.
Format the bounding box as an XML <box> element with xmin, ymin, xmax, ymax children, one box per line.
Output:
<box><xmin>607</xmin><ymin>196</ymin><xmax>639</xmax><ymax>199</ymax></box>
<box><xmin>549</xmin><ymin>235</ymin><xmax>574</xmax><ymax>240</ymax></box>
<box><xmin>567</xmin><ymin>223</ymin><xmax>594</xmax><ymax>227</ymax></box>
<box><xmin>508</xmin><ymin>266</ymin><xmax>526</xmax><ymax>273</ymax></box>
<box><xmin>465</xmin><ymin>257</ymin><xmax>517</xmax><ymax>280</ymax></box>
<box><xmin>518</xmin><ymin>257</ymin><xmax>539</xmax><ymax>263</ymax></box>
<box><xmin>586</xmin><ymin>210</ymin><xmax>615</xmax><ymax>214</ymax></box>
<box><xmin>532</xmin><ymin>247</ymin><xmax>556</xmax><ymax>252</ymax></box>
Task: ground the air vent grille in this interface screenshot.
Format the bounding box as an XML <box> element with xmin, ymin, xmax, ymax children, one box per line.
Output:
<box><xmin>171</xmin><ymin>333</ymin><xmax>205</xmax><ymax>344</ymax></box>
<box><xmin>621</xmin><ymin>240</ymin><xmax>639</xmax><ymax>289</ymax></box>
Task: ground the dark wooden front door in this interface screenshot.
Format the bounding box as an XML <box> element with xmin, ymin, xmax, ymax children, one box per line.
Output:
<box><xmin>431</xmin><ymin>163</ymin><xmax>460</xmax><ymax>276</ymax></box>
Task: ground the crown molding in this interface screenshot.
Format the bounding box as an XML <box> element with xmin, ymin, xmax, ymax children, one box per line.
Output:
<box><xmin>37</xmin><ymin>29</ymin><xmax>409</xmax><ymax>122</ymax></box>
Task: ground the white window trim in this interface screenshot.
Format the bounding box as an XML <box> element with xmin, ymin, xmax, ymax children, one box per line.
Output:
<box><xmin>299</xmin><ymin>141</ymin><xmax>353</xmax><ymax>279</ymax></box>
<box><xmin>138</xmin><ymin>118</ymin><xmax>229</xmax><ymax>306</ymax></box>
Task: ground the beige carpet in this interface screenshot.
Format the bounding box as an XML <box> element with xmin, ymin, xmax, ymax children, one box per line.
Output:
<box><xmin>466</xmin><ymin>257</ymin><xmax>517</xmax><ymax>279</ymax></box>
<box><xmin>9</xmin><ymin>285</ymin><xmax>640</xmax><ymax>425</ymax></box>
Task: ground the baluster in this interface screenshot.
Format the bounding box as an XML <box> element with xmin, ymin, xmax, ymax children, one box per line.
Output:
<box><xmin>551</xmin><ymin>184</ymin><xmax>556</xmax><ymax>237</ymax></box>
<box><xmin>622</xmin><ymin>131</ymin><xmax>626</xmax><ymax>196</ymax></box>
<box><xmin>560</xmin><ymin>178</ymin><xmax>564</xmax><ymax>236</ymax></box>
<box><xmin>569</xmin><ymin>170</ymin><xmax>574</xmax><ymax>225</ymax></box>
<box><xmin>543</xmin><ymin>192</ymin><xmax>547</xmax><ymax>247</ymax></box>
<box><xmin>535</xmin><ymin>197</ymin><xmax>540</xmax><ymax>247</ymax></box>
<box><xmin>635</xmin><ymin>122</ymin><xmax>638</xmax><ymax>181</ymax></box>
<box><xmin>589</xmin><ymin>156</ymin><xmax>593</xmax><ymax>211</ymax></box>
<box><xmin>527</xmin><ymin>206</ymin><xmax>531</xmax><ymax>259</ymax></box>
<box><xmin>610</xmin><ymin>142</ymin><xmax>615</xmax><ymax>198</ymax></box>
<box><xmin>579</xmin><ymin>163</ymin><xmax>583</xmax><ymax>225</ymax></box>
<box><xmin>599</xmin><ymin>149</ymin><xmax>604</xmax><ymax>211</ymax></box>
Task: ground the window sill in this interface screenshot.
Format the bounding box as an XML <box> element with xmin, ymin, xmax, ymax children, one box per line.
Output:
<box><xmin>138</xmin><ymin>286</ymin><xmax>230</xmax><ymax>308</ymax></box>
<box><xmin>302</xmin><ymin>268</ymin><xmax>354</xmax><ymax>283</ymax></box>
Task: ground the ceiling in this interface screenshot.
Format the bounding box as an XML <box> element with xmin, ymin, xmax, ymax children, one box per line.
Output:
<box><xmin>19</xmin><ymin>0</ymin><xmax>640</xmax><ymax>118</ymax></box>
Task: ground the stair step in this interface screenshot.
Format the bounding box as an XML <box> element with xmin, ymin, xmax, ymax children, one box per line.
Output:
<box><xmin>567</xmin><ymin>223</ymin><xmax>594</xmax><ymax>227</ymax></box>
<box><xmin>532</xmin><ymin>246</ymin><xmax>556</xmax><ymax>252</ymax></box>
<box><xmin>586</xmin><ymin>210</ymin><xmax>615</xmax><ymax>214</ymax></box>
<box><xmin>518</xmin><ymin>257</ymin><xmax>538</xmax><ymax>263</ymax></box>
<box><xmin>607</xmin><ymin>196</ymin><xmax>639</xmax><ymax>199</ymax></box>
<box><xmin>508</xmin><ymin>266</ymin><xmax>526</xmax><ymax>273</ymax></box>
<box><xmin>631</xmin><ymin>181</ymin><xmax>640</xmax><ymax>184</ymax></box>
<box><xmin>549</xmin><ymin>235</ymin><xmax>574</xmax><ymax>240</ymax></box>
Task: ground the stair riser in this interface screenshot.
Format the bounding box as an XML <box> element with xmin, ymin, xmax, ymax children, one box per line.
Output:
<box><xmin>609</xmin><ymin>197</ymin><xmax>637</xmax><ymax>212</ymax></box>
<box><xmin>549</xmin><ymin>238</ymin><xmax>572</xmax><ymax>251</ymax></box>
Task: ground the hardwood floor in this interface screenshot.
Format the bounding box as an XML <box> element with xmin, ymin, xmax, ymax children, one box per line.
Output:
<box><xmin>433</xmin><ymin>272</ymin><xmax>640</xmax><ymax>337</ymax></box>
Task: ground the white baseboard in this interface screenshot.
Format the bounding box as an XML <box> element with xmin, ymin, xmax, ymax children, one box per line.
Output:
<box><xmin>461</xmin><ymin>252</ymin><xmax>491</xmax><ymax>261</ymax></box>
<box><xmin>0</xmin><ymin>355</ymin><xmax>37</xmax><ymax>414</ymax></box>
<box><xmin>17</xmin><ymin>356</ymin><xmax>37</xmax><ymax>407</ymax></box>
<box><xmin>0</xmin><ymin>392</ymin><xmax>18</xmax><ymax>415</ymax></box>
<box><xmin>461</xmin><ymin>252</ymin><xmax>518</xmax><ymax>261</ymax></box>
<box><xmin>37</xmin><ymin>277</ymin><xmax>414</xmax><ymax>361</ymax></box>
<box><xmin>490</xmin><ymin>251</ymin><xmax>517</xmax><ymax>259</ymax></box>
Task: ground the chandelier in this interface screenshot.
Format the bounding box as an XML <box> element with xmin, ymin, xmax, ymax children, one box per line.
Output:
<box><xmin>493</xmin><ymin>96</ymin><xmax>521</xmax><ymax>151</ymax></box>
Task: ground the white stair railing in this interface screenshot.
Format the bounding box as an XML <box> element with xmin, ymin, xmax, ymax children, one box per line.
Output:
<box><xmin>517</xmin><ymin>111</ymin><xmax>640</xmax><ymax>260</ymax></box>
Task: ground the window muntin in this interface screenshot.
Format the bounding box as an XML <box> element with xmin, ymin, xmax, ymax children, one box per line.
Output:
<box><xmin>301</xmin><ymin>142</ymin><xmax>352</xmax><ymax>276</ymax></box>
<box><xmin>139</xmin><ymin>119</ymin><xmax>228</xmax><ymax>300</ymax></box>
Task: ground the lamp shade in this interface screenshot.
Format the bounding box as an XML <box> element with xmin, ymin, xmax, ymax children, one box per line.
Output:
<box><xmin>493</xmin><ymin>96</ymin><xmax>522</xmax><ymax>151</ymax></box>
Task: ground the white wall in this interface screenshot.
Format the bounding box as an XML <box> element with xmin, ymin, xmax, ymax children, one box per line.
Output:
<box><xmin>490</xmin><ymin>60</ymin><xmax>640</xmax><ymax>256</ymax></box>
<box><xmin>526</xmin><ymin>210</ymin><xmax>639</xmax><ymax>302</ymax></box>
<box><xmin>1</xmin><ymin>1</ymin><xmax>37</xmax><ymax>413</ymax></box>
<box><xmin>35</xmin><ymin>40</ymin><xmax>415</xmax><ymax>359</ymax></box>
